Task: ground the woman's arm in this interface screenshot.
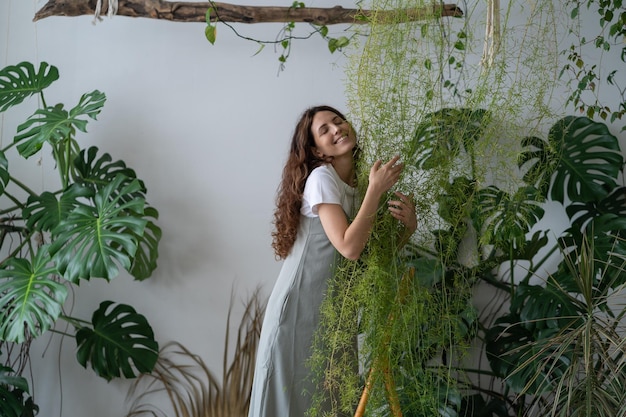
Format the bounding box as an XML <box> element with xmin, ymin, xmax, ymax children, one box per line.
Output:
<box><xmin>318</xmin><ymin>156</ymin><xmax>403</xmax><ymax>260</ymax></box>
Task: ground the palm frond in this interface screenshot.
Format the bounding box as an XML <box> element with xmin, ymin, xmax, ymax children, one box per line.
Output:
<box><xmin>125</xmin><ymin>289</ymin><xmax>266</xmax><ymax>417</ymax></box>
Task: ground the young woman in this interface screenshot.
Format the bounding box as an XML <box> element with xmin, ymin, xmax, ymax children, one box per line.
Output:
<box><xmin>248</xmin><ymin>105</ymin><xmax>417</xmax><ymax>417</ymax></box>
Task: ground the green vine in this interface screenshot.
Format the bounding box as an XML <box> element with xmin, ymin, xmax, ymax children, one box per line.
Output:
<box><xmin>204</xmin><ymin>1</ymin><xmax>354</xmax><ymax>72</ymax></box>
<box><xmin>308</xmin><ymin>1</ymin><xmax>576</xmax><ymax>416</ymax></box>
<box><xmin>561</xmin><ymin>0</ymin><xmax>626</xmax><ymax>128</ymax></box>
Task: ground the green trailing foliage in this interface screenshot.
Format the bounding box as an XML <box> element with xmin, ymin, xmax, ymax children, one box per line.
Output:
<box><xmin>307</xmin><ymin>1</ymin><xmax>626</xmax><ymax>417</ymax></box>
<box><xmin>204</xmin><ymin>0</ymin><xmax>353</xmax><ymax>72</ymax></box>
<box><xmin>0</xmin><ymin>61</ymin><xmax>162</xmax><ymax>415</ymax></box>
<box><xmin>561</xmin><ymin>0</ymin><xmax>626</xmax><ymax>128</ymax></box>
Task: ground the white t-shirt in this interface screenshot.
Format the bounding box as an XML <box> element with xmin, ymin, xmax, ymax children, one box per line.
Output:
<box><xmin>301</xmin><ymin>164</ymin><xmax>357</xmax><ymax>218</ymax></box>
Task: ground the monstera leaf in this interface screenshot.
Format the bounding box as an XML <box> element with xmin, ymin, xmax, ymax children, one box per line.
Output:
<box><xmin>0</xmin><ymin>61</ymin><xmax>59</xmax><ymax>112</ymax></box>
<box><xmin>409</xmin><ymin>108</ymin><xmax>490</xmax><ymax>170</ymax></box>
<box><xmin>14</xmin><ymin>90</ymin><xmax>106</xmax><ymax>159</ymax></box>
<box><xmin>0</xmin><ymin>151</ymin><xmax>8</xmax><ymax>196</ymax></box>
<box><xmin>71</xmin><ymin>147</ymin><xmax>160</xmax><ymax>280</ymax></box>
<box><xmin>511</xmin><ymin>281</ymin><xmax>583</xmax><ymax>332</ymax></box>
<box><xmin>487</xmin><ymin>278</ymin><xmax>585</xmax><ymax>395</ymax></box>
<box><xmin>49</xmin><ymin>174</ymin><xmax>147</xmax><ymax>283</ymax></box>
<box><xmin>72</xmin><ymin>146</ymin><xmax>144</xmax><ymax>198</ymax></box>
<box><xmin>518</xmin><ymin>116</ymin><xmax>623</xmax><ymax>204</ymax></box>
<box><xmin>0</xmin><ymin>366</ymin><xmax>35</xmax><ymax>417</ymax></box>
<box><xmin>129</xmin><ymin>207</ymin><xmax>161</xmax><ymax>281</ymax></box>
<box><xmin>0</xmin><ymin>246</ymin><xmax>67</xmax><ymax>343</ymax></box>
<box><xmin>22</xmin><ymin>183</ymin><xmax>93</xmax><ymax>232</ymax></box>
<box><xmin>566</xmin><ymin>186</ymin><xmax>626</xmax><ymax>228</ymax></box>
<box><xmin>486</xmin><ymin>311</ymin><xmax>572</xmax><ymax>394</ymax></box>
<box><xmin>474</xmin><ymin>185</ymin><xmax>545</xmax><ymax>249</ymax></box>
<box><xmin>0</xmin><ymin>366</ymin><xmax>28</xmax><ymax>393</ymax></box>
<box><xmin>513</xmin><ymin>230</ymin><xmax>550</xmax><ymax>263</ymax></box>
<box><xmin>557</xmin><ymin>219</ymin><xmax>626</xmax><ymax>298</ymax></box>
<box><xmin>75</xmin><ymin>301</ymin><xmax>158</xmax><ymax>381</ymax></box>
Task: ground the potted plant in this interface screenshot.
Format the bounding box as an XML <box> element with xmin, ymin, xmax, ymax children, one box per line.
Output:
<box><xmin>0</xmin><ymin>61</ymin><xmax>161</xmax><ymax>417</ymax></box>
<box><xmin>482</xmin><ymin>115</ymin><xmax>626</xmax><ymax>417</ymax></box>
<box><xmin>403</xmin><ymin>111</ymin><xmax>626</xmax><ymax>417</ymax></box>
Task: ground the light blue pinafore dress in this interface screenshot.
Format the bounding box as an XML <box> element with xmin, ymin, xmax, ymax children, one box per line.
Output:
<box><xmin>248</xmin><ymin>165</ymin><xmax>355</xmax><ymax>417</ymax></box>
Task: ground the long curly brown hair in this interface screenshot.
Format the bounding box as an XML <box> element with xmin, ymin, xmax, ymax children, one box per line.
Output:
<box><xmin>271</xmin><ymin>105</ymin><xmax>352</xmax><ymax>259</ymax></box>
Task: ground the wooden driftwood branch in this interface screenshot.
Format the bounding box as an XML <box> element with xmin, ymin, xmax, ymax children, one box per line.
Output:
<box><xmin>34</xmin><ymin>0</ymin><xmax>463</xmax><ymax>24</ymax></box>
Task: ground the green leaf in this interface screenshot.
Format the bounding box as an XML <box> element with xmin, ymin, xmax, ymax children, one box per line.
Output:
<box><xmin>0</xmin><ymin>366</ymin><xmax>29</xmax><ymax>393</ymax></box>
<box><xmin>409</xmin><ymin>108</ymin><xmax>490</xmax><ymax>170</ymax></box>
<box><xmin>513</xmin><ymin>230</ymin><xmax>549</xmax><ymax>262</ymax></box>
<box><xmin>328</xmin><ymin>38</ymin><xmax>338</xmax><ymax>53</ymax></box>
<box><xmin>566</xmin><ymin>186</ymin><xmax>626</xmax><ymax>226</ymax></box>
<box><xmin>0</xmin><ymin>368</ymin><xmax>37</xmax><ymax>417</ymax></box>
<box><xmin>518</xmin><ymin>116</ymin><xmax>623</xmax><ymax>203</ymax></box>
<box><xmin>71</xmin><ymin>150</ymin><xmax>159</xmax><ymax>280</ymax></box>
<box><xmin>0</xmin><ymin>246</ymin><xmax>67</xmax><ymax>343</ymax></box>
<box><xmin>335</xmin><ymin>36</ymin><xmax>349</xmax><ymax>49</ymax></box>
<box><xmin>75</xmin><ymin>301</ymin><xmax>158</xmax><ymax>381</ymax></box>
<box><xmin>23</xmin><ymin>184</ymin><xmax>93</xmax><ymax>232</ymax></box>
<box><xmin>403</xmin><ymin>256</ymin><xmax>443</xmax><ymax>288</ymax></box>
<box><xmin>72</xmin><ymin>146</ymin><xmax>143</xmax><ymax>199</ymax></box>
<box><xmin>129</xmin><ymin>207</ymin><xmax>161</xmax><ymax>281</ymax></box>
<box><xmin>69</xmin><ymin>90</ymin><xmax>106</xmax><ymax>122</ymax></box>
<box><xmin>486</xmin><ymin>312</ymin><xmax>572</xmax><ymax>394</ymax></box>
<box><xmin>474</xmin><ymin>185</ymin><xmax>545</xmax><ymax>249</ymax></box>
<box><xmin>438</xmin><ymin>176</ymin><xmax>477</xmax><ymax>224</ymax></box>
<box><xmin>0</xmin><ymin>384</ymin><xmax>36</xmax><ymax>417</ymax></box>
<box><xmin>559</xmin><ymin>215</ymin><xmax>626</xmax><ymax>293</ymax></box>
<box><xmin>205</xmin><ymin>24</ymin><xmax>217</xmax><ymax>45</ymax></box>
<box><xmin>50</xmin><ymin>175</ymin><xmax>147</xmax><ymax>283</ymax></box>
<box><xmin>14</xmin><ymin>104</ymin><xmax>71</xmax><ymax>157</ymax></box>
<box><xmin>14</xmin><ymin>90</ymin><xmax>106</xmax><ymax>159</ymax></box>
<box><xmin>511</xmin><ymin>282</ymin><xmax>582</xmax><ymax>332</ymax></box>
<box><xmin>0</xmin><ymin>151</ymin><xmax>9</xmax><ymax>196</ymax></box>
<box><xmin>0</xmin><ymin>61</ymin><xmax>59</xmax><ymax>112</ymax></box>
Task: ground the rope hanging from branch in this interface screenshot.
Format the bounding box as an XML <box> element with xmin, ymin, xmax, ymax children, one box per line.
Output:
<box><xmin>93</xmin><ymin>0</ymin><xmax>119</xmax><ymax>22</ymax></box>
<box><xmin>480</xmin><ymin>0</ymin><xmax>500</xmax><ymax>68</ymax></box>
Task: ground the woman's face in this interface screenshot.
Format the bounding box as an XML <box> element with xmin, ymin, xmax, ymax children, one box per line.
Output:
<box><xmin>310</xmin><ymin>110</ymin><xmax>356</xmax><ymax>160</ymax></box>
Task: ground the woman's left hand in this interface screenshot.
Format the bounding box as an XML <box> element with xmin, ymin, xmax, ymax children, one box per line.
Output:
<box><xmin>388</xmin><ymin>191</ymin><xmax>417</xmax><ymax>233</ymax></box>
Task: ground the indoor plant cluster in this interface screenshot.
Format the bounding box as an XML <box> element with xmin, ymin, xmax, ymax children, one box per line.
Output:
<box><xmin>407</xmin><ymin>108</ymin><xmax>626</xmax><ymax>417</ymax></box>
<box><xmin>0</xmin><ymin>61</ymin><xmax>161</xmax><ymax>417</ymax></box>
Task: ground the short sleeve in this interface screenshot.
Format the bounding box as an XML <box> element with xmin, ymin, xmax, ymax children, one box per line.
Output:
<box><xmin>301</xmin><ymin>166</ymin><xmax>342</xmax><ymax>217</ymax></box>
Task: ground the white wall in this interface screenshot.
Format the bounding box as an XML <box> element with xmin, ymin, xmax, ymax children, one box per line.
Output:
<box><xmin>0</xmin><ymin>1</ymin><xmax>353</xmax><ymax>416</ymax></box>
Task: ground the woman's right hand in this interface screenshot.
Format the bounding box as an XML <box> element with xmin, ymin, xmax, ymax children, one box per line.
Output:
<box><xmin>318</xmin><ymin>155</ymin><xmax>404</xmax><ymax>261</ymax></box>
<box><xmin>368</xmin><ymin>155</ymin><xmax>403</xmax><ymax>197</ymax></box>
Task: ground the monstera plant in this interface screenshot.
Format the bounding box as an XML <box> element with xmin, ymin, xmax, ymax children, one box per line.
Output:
<box><xmin>394</xmin><ymin>109</ymin><xmax>626</xmax><ymax>417</ymax></box>
<box><xmin>482</xmin><ymin>116</ymin><xmax>626</xmax><ymax>417</ymax></box>
<box><xmin>0</xmin><ymin>61</ymin><xmax>161</xmax><ymax>417</ymax></box>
